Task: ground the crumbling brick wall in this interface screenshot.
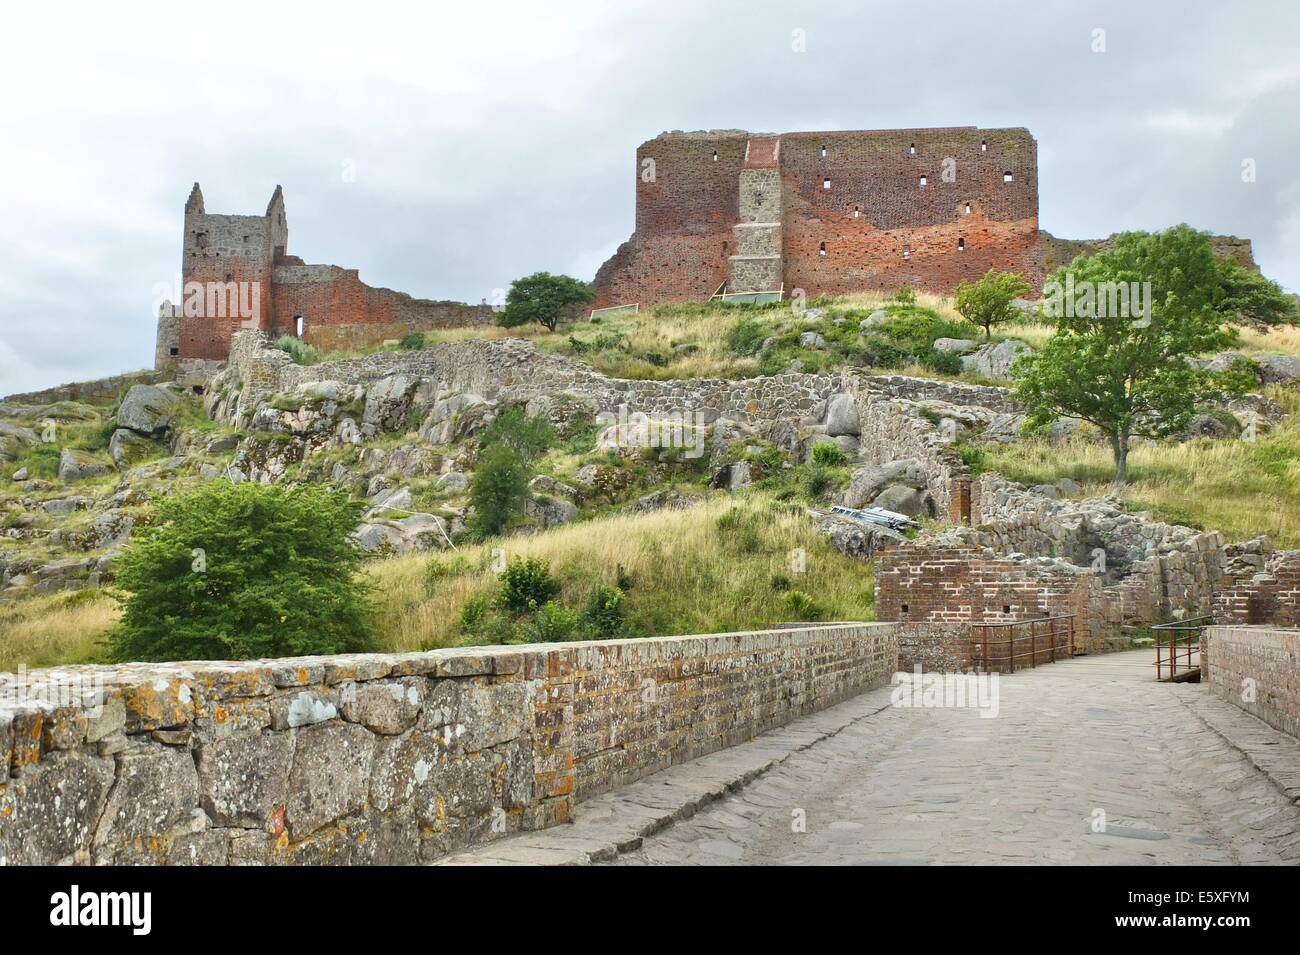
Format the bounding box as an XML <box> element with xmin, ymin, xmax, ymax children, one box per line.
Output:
<box><xmin>165</xmin><ymin>185</ymin><xmax>487</xmax><ymax>366</ymax></box>
<box><xmin>594</xmin><ymin>126</ymin><xmax>1042</xmax><ymax>307</ymax></box>
<box><xmin>875</xmin><ymin>537</ymin><xmax>1099</xmax><ymax>663</ymax></box>
<box><xmin>1213</xmin><ymin>551</ymin><xmax>1300</xmax><ymax>626</ymax></box>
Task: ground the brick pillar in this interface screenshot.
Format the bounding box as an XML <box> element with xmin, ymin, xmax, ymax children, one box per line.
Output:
<box><xmin>948</xmin><ymin>477</ymin><xmax>972</xmax><ymax>525</ymax></box>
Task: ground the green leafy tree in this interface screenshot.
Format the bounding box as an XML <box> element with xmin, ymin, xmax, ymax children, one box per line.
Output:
<box><xmin>954</xmin><ymin>269</ymin><xmax>1032</xmax><ymax>339</ymax></box>
<box><xmin>110</xmin><ymin>483</ymin><xmax>373</xmax><ymax>662</ymax></box>
<box><xmin>477</xmin><ymin>407</ymin><xmax>556</xmax><ymax>460</ymax></box>
<box><xmin>1014</xmin><ymin>225</ymin><xmax>1287</xmax><ymax>484</ymax></box>
<box><xmin>468</xmin><ymin>443</ymin><xmax>532</xmax><ymax>537</ymax></box>
<box><xmin>497</xmin><ymin>272</ymin><xmax>595</xmax><ymax>332</ymax></box>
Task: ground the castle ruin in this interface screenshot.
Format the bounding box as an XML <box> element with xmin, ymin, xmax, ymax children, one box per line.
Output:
<box><xmin>155</xmin><ymin>184</ymin><xmax>492</xmax><ymax>371</ymax></box>
<box><xmin>593</xmin><ymin>127</ymin><xmax>1043</xmax><ymax>306</ymax></box>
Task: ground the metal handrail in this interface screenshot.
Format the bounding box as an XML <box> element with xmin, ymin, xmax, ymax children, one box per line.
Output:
<box><xmin>1152</xmin><ymin>615</ymin><xmax>1212</xmax><ymax>681</ymax></box>
<box><xmin>968</xmin><ymin>615</ymin><xmax>1076</xmax><ymax>673</ymax></box>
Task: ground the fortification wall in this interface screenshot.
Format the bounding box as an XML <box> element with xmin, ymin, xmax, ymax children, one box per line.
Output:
<box><xmin>1203</xmin><ymin>626</ymin><xmax>1300</xmax><ymax>740</ymax></box>
<box><xmin>272</xmin><ymin>265</ymin><xmax>494</xmax><ymax>345</ymax></box>
<box><xmin>595</xmin><ymin>127</ymin><xmax>1042</xmax><ymax>307</ymax></box>
<box><xmin>1</xmin><ymin>370</ymin><xmax>164</xmax><ymax>406</ymax></box>
<box><xmin>0</xmin><ymin>623</ymin><xmax>896</xmax><ymax>865</ymax></box>
<box><xmin>227</xmin><ymin>332</ymin><xmax>842</xmax><ymax>440</ymax></box>
<box><xmin>1214</xmin><ymin>551</ymin><xmax>1300</xmax><ymax>625</ymax></box>
<box><xmin>779</xmin><ymin>128</ymin><xmax>1040</xmax><ymax>298</ymax></box>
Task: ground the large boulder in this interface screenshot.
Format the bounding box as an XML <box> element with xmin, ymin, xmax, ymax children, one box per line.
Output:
<box><xmin>116</xmin><ymin>384</ymin><xmax>181</xmax><ymax>435</ymax></box>
<box><xmin>57</xmin><ymin>448</ymin><xmax>113</xmax><ymax>482</ymax></box>
<box><xmin>108</xmin><ymin>427</ymin><xmax>156</xmax><ymax>468</ymax></box>
<box><xmin>933</xmin><ymin>338</ymin><xmax>977</xmax><ymax>355</ymax></box>
<box><xmin>362</xmin><ymin>375</ymin><xmax>419</xmax><ymax>432</ymax></box>
<box><xmin>524</xmin><ymin>494</ymin><xmax>579</xmax><ymax>528</ymax></box>
<box><xmin>960</xmin><ymin>339</ymin><xmax>1032</xmax><ymax>380</ymax></box>
<box><xmin>841</xmin><ymin>459</ymin><xmax>929</xmax><ymax>509</ymax></box>
<box><xmin>871</xmin><ymin>484</ymin><xmax>929</xmax><ymax>518</ymax></box>
<box><xmin>823</xmin><ymin>393</ymin><xmax>861</xmax><ymax>437</ymax></box>
<box><xmin>0</xmin><ymin>422</ymin><xmax>39</xmax><ymax>463</ymax></box>
<box><xmin>1253</xmin><ymin>354</ymin><xmax>1300</xmax><ymax>385</ymax></box>
<box><xmin>814</xmin><ymin>512</ymin><xmax>907</xmax><ymax>559</ymax></box>
<box><xmin>355</xmin><ymin>512</ymin><xmax>450</xmax><ymax>555</ymax></box>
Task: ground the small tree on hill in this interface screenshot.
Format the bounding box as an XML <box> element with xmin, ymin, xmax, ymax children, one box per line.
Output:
<box><xmin>110</xmin><ymin>482</ymin><xmax>374</xmax><ymax>661</ymax></box>
<box><xmin>468</xmin><ymin>443</ymin><xmax>532</xmax><ymax>538</ymax></box>
<box><xmin>954</xmin><ymin>269</ymin><xmax>1032</xmax><ymax>339</ymax></box>
<box><xmin>1014</xmin><ymin>225</ymin><xmax>1292</xmax><ymax>484</ymax></box>
<box><xmin>497</xmin><ymin>272</ymin><xmax>595</xmax><ymax>332</ymax></box>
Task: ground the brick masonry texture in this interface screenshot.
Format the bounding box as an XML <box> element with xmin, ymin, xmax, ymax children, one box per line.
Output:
<box><xmin>1203</xmin><ymin>626</ymin><xmax>1300</xmax><ymax>740</ymax></box>
<box><xmin>1214</xmin><ymin>551</ymin><xmax>1300</xmax><ymax>626</ymax></box>
<box><xmin>593</xmin><ymin>127</ymin><xmax>1042</xmax><ymax>307</ymax></box>
<box><xmin>0</xmin><ymin>623</ymin><xmax>896</xmax><ymax>865</ymax></box>
<box><xmin>160</xmin><ymin>185</ymin><xmax>490</xmax><ymax>367</ymax></box>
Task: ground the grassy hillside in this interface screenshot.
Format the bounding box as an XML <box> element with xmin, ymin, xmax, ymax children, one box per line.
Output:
<box><xmin>974</xmin><ymin>386</ymin><xmax>1300</xmax><ymax>546</ymax></box>
<box><xmin>0</xmin><ymin>494</ymin><xmax>874</xmax><ymax>671</ymax></box>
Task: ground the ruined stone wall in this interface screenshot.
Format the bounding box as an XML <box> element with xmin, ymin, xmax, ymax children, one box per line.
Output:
<box><xmin>271</xmin><ymin>264</ymin><xmax>494</xmax><ymax>345</ymax></box>
<box><xmin>226</xmin><ymin>332</ymin><xmax>842</xmax><ymax>441</ymax></box>
<box><xmin>0</xmin><ymin>623</ymin><xmax>895</xmax><ymax>865</ymax></box>
<box><xmin>1203</xmin><ymin>626</ymin><xmax>1300</xmax><ymax>740</ymax></box>
<box><xmin>1039</xmin><ymin>230</ymin><xmax>1259</xmax><ymax>276</ymax></box>
<box><xmin>1214</xmin><ymin>551</ymin><xmax>1300</xmax><ymax>626</ymax></box>
<box><xmin>844</xmin><ymin>371</ymin><xmax>968</xmax><ymax>516</ymax></box>
<box><xmin>1</xmin><ymin>370</ymin><xmax>164</xmax><ymax>406</ymax></box>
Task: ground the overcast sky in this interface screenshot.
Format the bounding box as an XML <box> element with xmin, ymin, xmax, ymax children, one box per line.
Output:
<box><xmin>2</xmin><ymin>0</ymin><xmax>1298</xmax><ymax>395</ymax></box>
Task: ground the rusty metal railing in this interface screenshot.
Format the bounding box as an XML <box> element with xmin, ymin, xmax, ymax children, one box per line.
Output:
<box><xmin>1152</xmin><ymin>615</ymin><xmax>1212</xmax><ymax>681</ymax></box>
<box><xmin>968</xmin><ymin>615</ymin><xmax>1076</xmax><ymax>673</ymax></box>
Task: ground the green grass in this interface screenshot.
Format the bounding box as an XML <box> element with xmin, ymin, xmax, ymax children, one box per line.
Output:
<box><xmin>976</xmin><ymin>387</ymin><xmax>1300</xmax><ymax>546</ymax></box>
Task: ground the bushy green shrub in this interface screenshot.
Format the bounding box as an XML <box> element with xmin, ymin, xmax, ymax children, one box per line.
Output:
<box><xmin>919</xmin><ymin>348</ymin><xmax>964</xmax><ymax>375</ymax></box>
<box><xmin>893</xmin><ymin>284</ymin><xmax>917</xmax><ymax>304</ymax></box>
<box><xmin>477</xmin><ymin>406</ymin><xmax>556</xmax><ymax>461</ymax></box>
<box><xmin>804</xmin><ymin>464</ymin><xmax>835</xmax><ymax>500</ymax></box>
<box><xmin>273</xmin><ymin>335</ymin><xmax>323</xmax><ymax>366</ymax></box>
<box><xmin>782</xmin><ymin>589</ymin><xmax>824</xmax><ymax>620</ymax></box>
<box><xmin>811</xmin><ymin>441</ymin><xmax>848</xmax><ymax>467</ymax></box>
<box><xmin>526</xmin><ymin>601</ymin><xmax>581</xmax><ymax>642</ymax></box>
<box><xmin>582</xmin><ymin>585</ymin><xmax>625</xmax><ymax>638</ymax></box>
<box><xmin>496</xmin><ymin>556</ymin><xmax>560</xmax><ymax>613</ymax></box>
<box><xmin>726</xmin><ymin>317</ymin><xmax>769</xmax><ymax>356</ymax></box>
<box><xmin>110</xmin><ymin>482</ymin><xmax>373</xmax><ymax>661</ymax></box>
<box><xmin>468</xmin><ymin>443</ymin><xmax>531</xmax><ymax>537</ymax></box>
<box><xmin>398</xmin><ymin>332</ymin><xmax>426</xmax><ymax>350</ymax></box>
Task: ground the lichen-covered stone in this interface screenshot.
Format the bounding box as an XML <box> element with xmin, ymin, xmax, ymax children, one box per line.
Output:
<box><xmin>195</xmin><ymin>729</ymin><xmax>294</xmax><ymax>828</ymax></box>
<box><xmin>285</xmin><ymin>721</ymin><xmax>375</xmax><ymax>838</ymax></box>
<box><xmin>92</xmin><ymin>743</ymin><xmax>200</xmax><ymax>858</ymax></box>
<box><xmin>339</xmin><ymin>677</ymin><xmax>424</xmax><ymax>735</ymax></box>
<box><xmin>0</xmin><ymin>751</ymin><xmax>115</xmax><ymax>865</ymax></box>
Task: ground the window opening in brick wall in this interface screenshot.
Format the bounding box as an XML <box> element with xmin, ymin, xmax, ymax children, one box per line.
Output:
<box><xmin>1003</xmin><ymin>171</ymin><xmax>1013</xmax><ymax>182</ymax></box>
<box><xmin>957</xmin><ymin>238</ymin><xmax>965</xmax><ymax>252</ymax></box>
<box><xmin>823</xmin><ymin>176</ymin><xmax>831</xmax><ymax>190</ymax></box>
<box><xmin>819</xmin><ymin>242</ymin><xmax>827</xmax><ymax>256</ymax></box>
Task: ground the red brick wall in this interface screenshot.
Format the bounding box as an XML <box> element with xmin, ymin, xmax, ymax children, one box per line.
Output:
<box><xmin>1214</xmin><ymin>552</ymin><xmax>1300</xmax><ymax>626</ymax></box>
<box><xmin>594</xmin><ymin>127</ymin><xmax>1042</xmax><ymax>308</ymax></box>
<box><xmin>593</xmin><ymin>133</ymin><xmax>748</xmax><ymax>307</ymax></box>
<box><xmin>876</xmin><ymin>538</ymin><xmax>1095</xmax><ymax>666</ymax></box>
<box><xmin>780</xmin><ymin>128</ymin><xmax>1040</xmax><ymax>297</ymax></box>
<box><xmin>1203</xmin><ymin>626</ymin><xmax>1300</xmax><ymax>739</ymax></box>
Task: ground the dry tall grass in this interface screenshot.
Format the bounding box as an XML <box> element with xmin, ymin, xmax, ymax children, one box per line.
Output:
<box><xmin>366</xmin><ymin>494</ymin><xmax>874</xmax><ymax>652</ymax></box>
<box><xmin>978</xmin><ymin>393</ymin><xmax>1300</xmax><ymax>546</ymax></box>
<box><xmin>0</xmin><ymin>589</ymin><xmax>118</xmax><ymax>672</ymax></box>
